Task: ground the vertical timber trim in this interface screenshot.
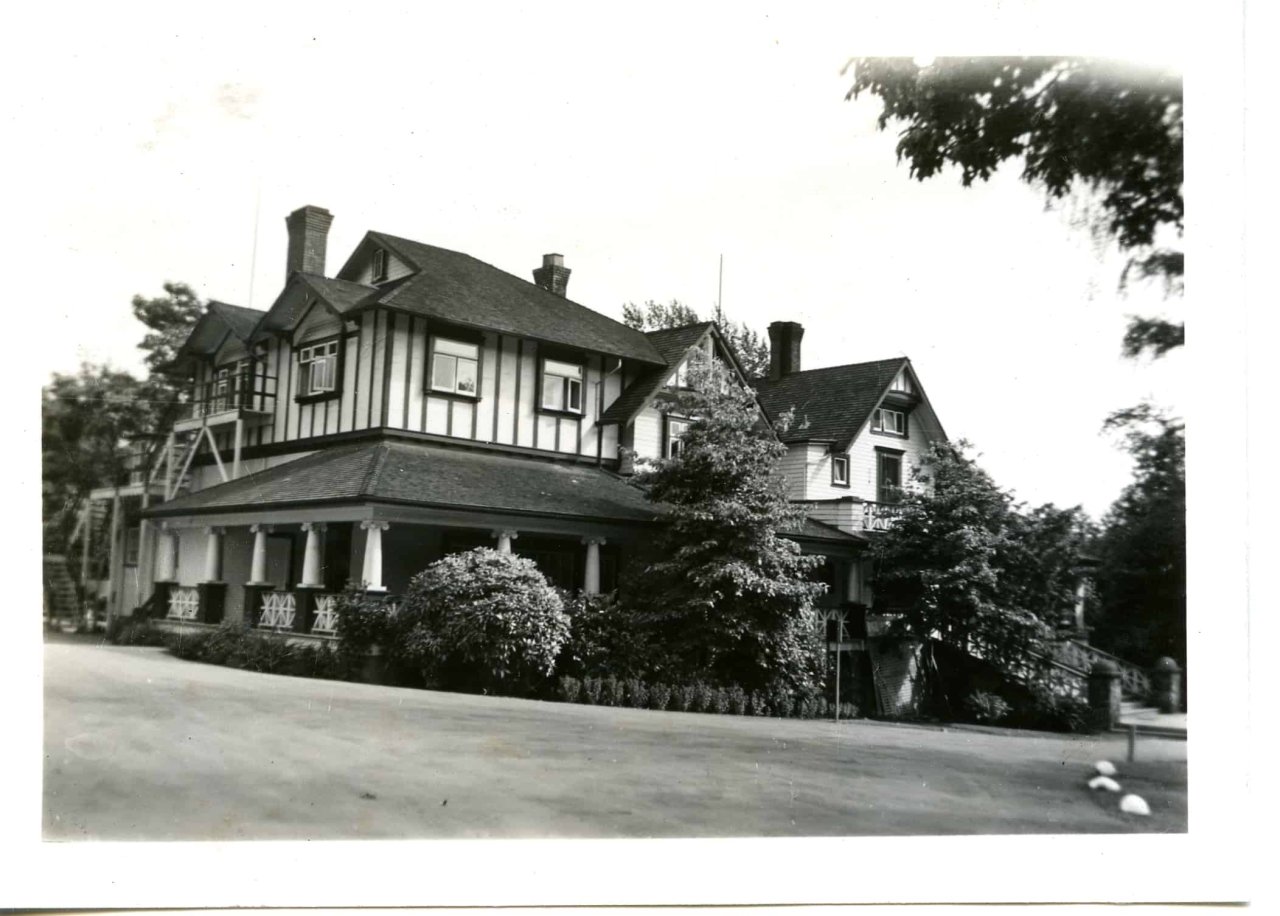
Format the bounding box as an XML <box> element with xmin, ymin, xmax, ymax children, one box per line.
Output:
<box><xmin>472</xmin><ymin>340</ymin><xmax>482</xmax><ymax>440</ymax></box>
<box><xmin>492</xmin><ymin>334</ymin><xmax>502</xmax><ymax>443</ymax></box>
<box><xmin>380</xmin><ymin>309</ymin><xmax>394</xmax><ymax>428</ymax></box>
<box><xmin>403</xmin><ymin>315</ymin><xmax>414</xmax><ymax>429</ymax></box>
<box><xmin>352</xmin><ymin>313</ymin><xmax>364</xmax><ymax>429</ymax></box>
<box><xmin>513</xmin><ymin>338</ymin><xmax>523</xmax><ymax>446</ymax></box>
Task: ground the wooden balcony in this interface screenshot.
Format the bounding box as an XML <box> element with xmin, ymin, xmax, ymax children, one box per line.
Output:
<box><xmin>172</xmin><ymin>373</ymin><xmax>277</xmax><ymax>433</ymax></box>
<box><xmin>858</xmin><ymin>500</ymin><xmax>907</xmax><ymax>532</ymax></box>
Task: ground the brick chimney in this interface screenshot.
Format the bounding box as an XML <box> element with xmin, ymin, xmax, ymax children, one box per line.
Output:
<box><xmin>285</xmin><ymin>205</ymin><xmax>334</xmax><ymax>279</ymax></box>
<box><xmin>532</xmin><ymin>253</ymin><xmax>571</xmax><ymax>297</ymax></box>
<box><xmin>767</xmin><ymin>321</ymin><xmax>804</xmax><ymax>380</ymax></box>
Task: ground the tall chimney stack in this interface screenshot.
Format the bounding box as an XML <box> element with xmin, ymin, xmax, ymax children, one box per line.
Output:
<box><xmin>285</xmin><ymin>205</ymin><xmax>334</xmax><ymax>279</ymax></box>
<box><xmin>767</xmin><ymin>321</ymin><xmax>805</xmax><ymax>380</ymax></box>
<box><xmin>532</xmin><ymin>253</ymin><xmax>571</xmax><ymax>297</ymax></box>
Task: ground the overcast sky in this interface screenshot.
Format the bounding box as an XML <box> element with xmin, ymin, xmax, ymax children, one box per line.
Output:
<box><xmin>21</xmin><ymin>3</ymin><xmax>1186</xmax><ymax>519</ymax></box>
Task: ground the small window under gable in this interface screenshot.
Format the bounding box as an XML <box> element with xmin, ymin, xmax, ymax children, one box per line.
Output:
<box><xmin>890</xmin><ymin>366</ymin><xmax>913</xmax><ymax>394</ymax></box>
<box><xmin>371</xmin><ymin>247</ymin><xmax>389</xmax><ymax>283</ymax></box>
<box><xmin>666</xmin><ymin>359</ymin><xmax>690</xmax><ymax>390</ymax></box>
<box><xmin>872</xmin><ymin>406</ymin><xmax>907</xmax><ymax>437</ymax></box>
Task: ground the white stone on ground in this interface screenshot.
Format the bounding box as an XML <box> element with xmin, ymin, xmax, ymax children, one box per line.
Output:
<box><xmin>1119</xmin><ymin>794</ymin><xmax>1151</xmax><ymax>815</ymax></box>
<box><xmin>1088</xmin><ymin>775</ymin><xmax>1121</xmax><ymax>792</ymax></box>
<box><xmin>1095</xmin><ymin>760</ymin><xmax>1118</xmax><ymax>776</ymax></box>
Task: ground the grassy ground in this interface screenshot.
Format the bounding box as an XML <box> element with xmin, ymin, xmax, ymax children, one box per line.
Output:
<box><xmin>43</xmin><ymin>636</ymin><xmax>1187</xmax><ymax>839</ymax></box>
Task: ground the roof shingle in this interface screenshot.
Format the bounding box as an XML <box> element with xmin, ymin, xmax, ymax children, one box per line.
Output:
<box><xmin>751</xmin><ymin>358</ymin><xmax>908</xmax><ymax>446</ymax></box>
<box><xmin>145</xmin><ymin>439</ymin><xmax>660</xmax><ymax>523</ymax></box>
<box><xmin>598</xmin><ymin>323</ymin><xmax>713</xmax><ymax>425</ymax></box>
<box><xmin>362</xmin><ymin>233</ymin><xmax>665</xmax><ymax>365</ymax></box>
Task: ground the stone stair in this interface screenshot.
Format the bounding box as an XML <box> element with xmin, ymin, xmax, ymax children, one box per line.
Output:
<box><xmin>1117</xmin><ymin>699</ymin><xmax>1187</xmax><ymax>739</ymax></box>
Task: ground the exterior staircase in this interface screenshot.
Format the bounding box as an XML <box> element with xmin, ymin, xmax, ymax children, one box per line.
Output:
<box><xmin>43</xmin><ymin>554</ymin><xmax>82</xmax><ymax>631</ymax></box>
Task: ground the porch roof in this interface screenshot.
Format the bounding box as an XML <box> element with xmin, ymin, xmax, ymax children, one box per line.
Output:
<box><xmin>142</xmin><ymin>440</ymin><xmax>661</xmax><ymax>524</ymax></box>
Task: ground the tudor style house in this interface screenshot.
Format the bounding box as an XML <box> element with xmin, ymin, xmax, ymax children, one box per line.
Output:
<box><xmin>85</xmin><ymin>206</ymin><xmax>949</xmax><ymax>666</ymax></box>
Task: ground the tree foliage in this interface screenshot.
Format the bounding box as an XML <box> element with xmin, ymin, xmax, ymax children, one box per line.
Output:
<box><xmin>626</xmin><ymin>352</ymin><xmax>826</xmax><ymax>691</ymax></box>
<box><xmin>869</xmin><ymin>441</ymin><xmax>1092</xmax><ymax>673</ymax></box>
<box><xmin>847</xmin><ymin>57</ymin><xmax>1183</xmax><ymax>357</ymax></box>
<box><xmin>42</xmin><ymin>364</ymin><xmax>154</xmax><ymax>553</ymax></box>
<box><xmin>131</xmin><ymin>282</ymin><xmax>205</xmax><ymax>381</ymax></box>
<box><xmin>622</xmin><ymin>298</ymin><xmax>772</xmax><ymax>379</ymax></box>
<box><xmin>1088</xmin><ymin>405</ymin><xmax>1186</xmax><ymax>666</ymax></box>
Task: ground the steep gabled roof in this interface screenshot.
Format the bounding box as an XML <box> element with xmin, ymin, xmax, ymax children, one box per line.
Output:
<box><xmin>336</xmin><ymin>232</ymin><xmax>665</xmax><ymax>365</ymax></box>
<box><xmin>258</xmin><ymin>273</ymin><xmax>380</xmax><ymax>334</ymax></box>
<box><xmin>206</xmin><ymin>301</ymin><xmax>265</xmax><ymax>342</ymax></box>
<box><xmin>752</xmin><ymin>357</ymin><xmax>909</xmax><ymax>447</ymax></box>
<box><xmin>598</xmin><ymin>322</ymin><xmax>715</xmax><ymax>425</ymax></box>
<box><xmin>144</xmin><ymin>439</ymin><xmax>660</xmax><ymax>524</ymax></box>
<box><xmin>176</xmin><ymin>300</ymin><xmax>266</xmax><ymax>363</ymax></box>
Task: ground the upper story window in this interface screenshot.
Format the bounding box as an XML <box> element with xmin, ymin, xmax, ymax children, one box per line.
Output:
<box><xmin>666</xmin><ymin>417</ymin><xmax>692</xmax><ymax>458</ymax></box>
<box><xmin>876</xmin><ymin>449</ymin><xmax>903</xmax><ymax>503</ymax></box>
<box><xmin>298</xmin><ymin>340</ymin><xmax>339</xmax><ymax>398</ymax></box>
<box><xmin>666</xmin><ymin>360</ymin><xmax>690</xmax><ymax>390</ymax></box>
<box><xmin>541</xmin><ymin>358</ymin><xmax>583</xmax><ymax>413</ymax></box>
<box><xmin>371</xmin><ymin>248</ymin><xmax>389</xmax><ymax>283</ymax></box>
<box><xmin>831</xmin><ymin>453</ymin><xmax>851</xmax><ymax>488</ymax></box>
<box><xmin>872</xmin><ymin>407</ymin><xmax>907</xmax><ymax>436</ymax></box>
<box><xmin>429</xmin><ymin>336</ymin><xmax>480</xmax><ymax>396</ymax></box>
<box><xmin>890</xmin><ymin>367</ymin><xmax>913</xmax><ymax>394</ymax></box>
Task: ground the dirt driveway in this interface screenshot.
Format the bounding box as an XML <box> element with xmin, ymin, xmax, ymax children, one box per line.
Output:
<box><xmin>43</xmin><ymin>638</ymin><xmax>1187</xmax><ymax>839</ymax></box>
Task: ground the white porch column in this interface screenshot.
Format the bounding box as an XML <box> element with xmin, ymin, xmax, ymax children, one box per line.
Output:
<box><xmin>492</xmin><ymin>528</ymin><xmax>518</xmax><ymax>555</ymax></box>
<box><xmin>298</xmin><ymin>522</ymin><xmax>326</xmax><ymax>588</ymax></box>
<box><xmin>360</xmin><ymin>521</ymin><xmax>389</xmax><ymax>592</ymax></box>
<box><xmin>582</xmin><ymin>537</ymin><xmax>606</xmax><ymax>595</ymax></box>
<box><xmin>248</xmin><ymin>524</ymin><xmax>272</xmax><ymax>584</ymax></box>
<box><xmin>155</xmin><ymin>524</ymin><xmax>177</xmax><ymax>582</ymax></box>
<box><xmin>203</xmin><ymin>527</ymin><xmax>224</xmax><ymax>582</ymax></box>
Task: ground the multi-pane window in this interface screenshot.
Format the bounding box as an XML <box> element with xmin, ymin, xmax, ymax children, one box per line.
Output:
<box><xmin>666</xmin><ymin>360</ymin><xmax>690</xmax><ymax>389</ymax></box>
<box><xmin>541</xmin><ymin>359</ymin><xmax>583</xmax><ymax>413</ymax></box>
<box><xmin>831</xmin><ymin>454</ymin><xmax>850</xmax><ymax>487</ymax></box>
<box><xmin>666</xmin><ymin>417</ymin><xmax>691</xmax><ymax>458</ymax></box>
<box><xmin>298</xmin><ymin>340</ymin><xmax>339</xmax><ymax>397</ymax></box>
<box><xmin>872</xmin><ymin>407</ymin><xmax>907</xmax><ymax>435</ymax></box>
<box><xmin>429</xmin><ymin>337</ymin><xmax>479</xmax><ymax>396</ymax></box>
<box><xmin>877</xmin><ymin>451</ymin><xmax>902</xmax><ymax>503</ymax></box>
<box><xmin>211</xmin><ymin>359</ymin><xmax>251</xmax><ymax>411</ymax></box>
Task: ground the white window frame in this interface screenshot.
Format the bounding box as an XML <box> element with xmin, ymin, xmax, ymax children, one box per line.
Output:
<box><xmin>666</xmin><ymin>360</ymin><xmax>690</xmax><ymax>390</ymax></box>
<box><xmin>666</xmin><ymin>417</ymin><xmax>692</xmax><ymax>458</ymax></box>
<box><xmin>873</xmin><ymin>407</ymin><xmax>907</xmax><ymax>436</ymax></box>
<box><xmin>298</xmin><ymin>340</ymin><xmax>339</xmax><ymax>397</ymax></box>
<box><xmin>831</xmin><ymin>453</ymin><xmax>850</xmax><ymax>487</ymax></box>
<box><xmin>540</xmin><ymin>358</ymin><xmax>584</xmax><ymax>414</ymax></box>
<box><xmin>428</xmin><ymin>336</ymin><xmax>480</xmax><ymax>397</ymax></box>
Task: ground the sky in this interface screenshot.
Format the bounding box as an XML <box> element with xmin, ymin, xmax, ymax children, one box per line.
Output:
<box><xmin>17</xmin><ymin>2</ymin><xmax>1188</xmax><ymax>519</ymax></box>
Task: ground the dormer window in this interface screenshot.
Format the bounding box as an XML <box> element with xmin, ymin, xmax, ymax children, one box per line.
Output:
<box><xmin>666</xmin><ymin>360</ymin><xmax>690</xmax><ymax>390</ymax></box>
<box><xmin>872</xmin><ymin>407</ymin><xmax>907</xmax><ymax>437</ymax></box>
<box><xmin>429</xmin><ymin>337</ymin><xmax>480</xmax><ymax>396</ymax></box>
<box><xmin>890</xmin><ymin>367</ymin><xmax>913</xmax><ymax>394</ymax></box>
<box><xmin>297</xmin><ymin>340</ymin><xmax>339</xmax><ymax>398</ymax></box>
<box><xmin>541</xmin><ymin>358</ymin><xmax>584</xmax><ymax>413</ymax></box>
<box><xmin>371</xmin><ymin>248</ymin><xmax>389</xmax><ymax>283</ymax></box>
<box><xmin>831</xmin><ymin>453</ymin><xmax>851</xmax><ymax>488</ymax></box>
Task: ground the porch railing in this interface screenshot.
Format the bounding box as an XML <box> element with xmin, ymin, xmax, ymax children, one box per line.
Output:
<box><xmin>257</xmin><ymin>590</ymin><xmax>297</xmax><ymax>630</ymax></box>
<box><xmin>167</xmin><ymin>586</ymin><xmax>200</xmax><ymax>621</ymax></box>
<box><xmin>311</xmin><ymin>593</ymin><xmax>340</xmax><ymax>635</ymax></box>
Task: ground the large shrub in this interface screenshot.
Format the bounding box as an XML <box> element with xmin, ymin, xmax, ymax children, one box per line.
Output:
<box><xmin>556</xmin><ymin>592</ymin><xmax>651</xmax><ymax>680</ymax></box>
<box><xmin>391</xmin><ymin>548</ymin><xmax>569</xmax><ymax>695</ymax></box>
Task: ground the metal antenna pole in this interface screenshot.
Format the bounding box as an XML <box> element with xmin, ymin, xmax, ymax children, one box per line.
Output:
<box><xmin>248</xmin><ymin>185</ymin><xmax>262</xmax><ymax>307</ymax></box>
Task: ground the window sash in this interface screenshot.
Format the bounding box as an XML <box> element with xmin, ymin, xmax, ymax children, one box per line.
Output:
<box><xmin>832</xmin><ymin>455</ymin><xmax>850</xmax><ymax>485</ymax></box>
<box><xmin>541</xmin><ymin>360</ymin><xmax>584</xmax><ymax>412</ymax></box>
<box><xmin>667</xmin><ymin>418</ymin><xmax>691</xmax><ymax>458</ymax></box>
<box><xmin>298</xmin><ymin>341</ymin><xmax>339</xmax><ymax>396</ymax></box>
<box><xmin>877</xmin><ymin>453</ymin><xmax>902</xmax><ymax>502</ymax></box>
<box><xmin>429</xmin><ymin>338</ymin><xmax>480</xmax><ymax>395</ymax></box>
<box><xmin>875</xmin><ymin>407</ymin><xmax>905</xmax><ymax>434</ymax></box>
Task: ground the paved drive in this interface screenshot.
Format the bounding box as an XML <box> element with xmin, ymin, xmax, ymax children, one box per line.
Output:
<box><xmin>44</xmin><ymin>638</ymin><xmax>1187</xmax><ymax>839</ymax></box>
